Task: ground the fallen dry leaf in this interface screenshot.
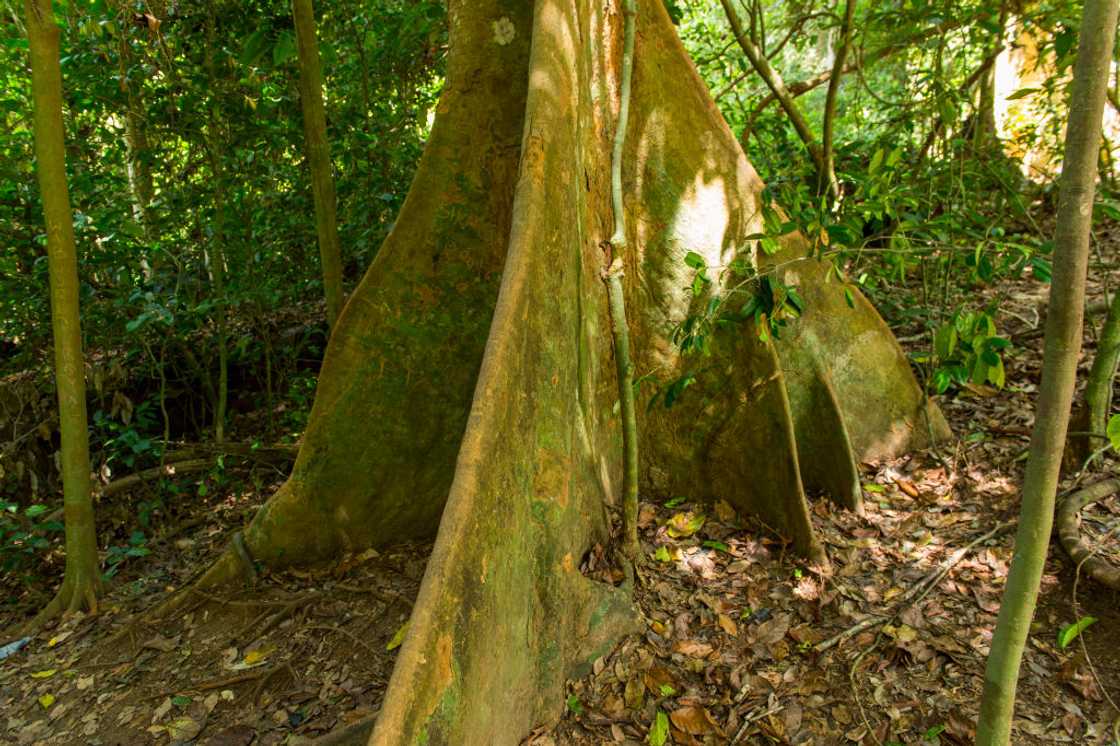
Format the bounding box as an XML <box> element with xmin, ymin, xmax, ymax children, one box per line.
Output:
<box><xmin>669</xmin><ymin>705</ymin><xmax>720</xmax><ymax>736</ymax></box>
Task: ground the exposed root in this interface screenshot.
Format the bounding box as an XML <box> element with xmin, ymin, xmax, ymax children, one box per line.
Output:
<box><xmin>25</xmin><ymin>568</ymin><xmax>101</xmax><ymax>633</ymax></box>
<box><xmin>1070</xmin><ymin>524</ymin><xmax>1120</xmax><ymax>716</ymax></box>
<box><xmin>299</xmin><ymin>713</ymin><xmax>378</xmax><ymax>745</ymax></box>
<box><xmin>235</xmin><ymin>591</ymin><xmax>320</xmax><ymax>643</ymax></box>
<box><xmin>231</xmin><ymin>530</ymin><xmax>259</xmax><ymax>585</ymax></box>
<box><xmin>149</xmin><ymin>544</ymin><xmax>245</xmax><ymax>620</ymax></box>
<box><xmin>1057</xmin><ymin>478</ymin><xmax>1120</xmax><ymax>589</ymax></box>
<box><xmin>304</xmin><ymin>623</ymin><xmax>382</xmax><ymax>658</ymax></box>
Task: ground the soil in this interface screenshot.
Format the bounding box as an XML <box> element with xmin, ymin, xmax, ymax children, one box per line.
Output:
<box><xmin>0</xmin><ymin>464</ymin><xmax>426</xmax><ymax>745</ymax></box>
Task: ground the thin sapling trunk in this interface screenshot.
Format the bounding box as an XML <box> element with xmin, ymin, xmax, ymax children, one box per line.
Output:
<box><xmin>976</xmin><ymin>0</ymin><xmax>1120</xmax><ymax>740</ymax></box>
<box><xmin>606</xmin><ymin>0</ymin><xmax>640</xmax><ymax>562</ymax></box>
<box><xmin>818</xmin><ymin>0</ymin><xmax>853</xmax><ymax>202</ymax></box>
<box><xmin>25</xmin><ymin>0</ymin><xmax>101</xmax><ymax>620</ymax></box>
<box><xmin>1085</xmin><ymin>290</ymin><xmax>1120</xmax><ymax>445</ymax></box>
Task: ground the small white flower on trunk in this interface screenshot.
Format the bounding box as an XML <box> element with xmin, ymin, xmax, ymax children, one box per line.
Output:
<box><xmin>492</xmin><ymin>17</ymin><xmax>516</xmax><ymax>45</ymax></box>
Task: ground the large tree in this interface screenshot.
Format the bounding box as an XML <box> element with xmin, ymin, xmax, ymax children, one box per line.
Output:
<box><xmin>182</xmin><ymin>0</ymin><xmax>947</xmax><ymax>741</ymax></box>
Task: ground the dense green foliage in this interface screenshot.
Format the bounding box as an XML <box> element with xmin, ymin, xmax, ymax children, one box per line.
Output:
<box><xmin>2</xmin><ymin>0</ymin><xmax>444</xmax><ymax>371</ymax></box>
<box><xmin>665</xmin><ymin>0</ymin><xmax>1118</xmax><ymax>399</ymax></box>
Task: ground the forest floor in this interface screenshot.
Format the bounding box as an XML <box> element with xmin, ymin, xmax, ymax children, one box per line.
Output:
<box><xmin>1</xmin><ymin>247</ymin><xmax>1120</xmax><ymax>744</ymax></box>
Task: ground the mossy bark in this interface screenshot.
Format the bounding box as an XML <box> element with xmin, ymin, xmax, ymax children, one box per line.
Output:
<box><xmin>26</xmin><ymin>0</ymin><xmax>101</xmax><ymax>618</ymax></box>
<box><xmin>190</xmin><ymin>0</ymin><xmax>947</xmax><ymax>740</ymax></box>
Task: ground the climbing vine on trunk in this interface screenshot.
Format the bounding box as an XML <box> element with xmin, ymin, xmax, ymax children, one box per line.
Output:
<box><xmin>604</xmin><ymin>0</ymin><xmax>640</xmax><ymax>562</ymax></box>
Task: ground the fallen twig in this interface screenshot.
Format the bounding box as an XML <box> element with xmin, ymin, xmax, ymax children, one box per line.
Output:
<box><xmin>815</xmin><ymin>520</ymin><xmax>1014</xmax><ymax>653</ymax></box>
<box><xmin>305</xmin><ymin>623</ymin><xmax>382</xmax><ymax>658</ymax></box>
<box><xmin>730</xmin><ymin>703</ymin><xmax>784</xmax><ymax>744</ymax></box>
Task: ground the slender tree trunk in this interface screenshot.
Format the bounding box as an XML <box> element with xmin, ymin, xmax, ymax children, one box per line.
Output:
<box><xmin>974</xmin><ymin>2</ymin><xmax>1007</xmax><ymax>150</ymax></box>
<box><xmin>818</xmin><ymin>0</ymin><xmax>854</xmax><ymax>201</ymax></box>
<box><xmin>1086</xmin><ymin>290</ymin><xmax>1120</xmax><ymax>441</ymax></box>
<box><xmin>293</xmin><ymin>0</ymin><xmax>345</xmax><ymax>328</ymax></box>
<box><xmin>917</xmin><ymin>53</ymin><xmax>998</xmax><ymax>163</ymax></box>
<box><xmin>204</xmin><ymin>10</ymin><xmax>228</xmax><ymax>443</ymax></box>
<box><xmin>976</xmin><ymin>0</ymin><xmax>1120</xmax><ymax>741</ymax></box>
<box><xmin>109</xmin><ymin>0</ymin><xmax>157</xmax><ymax>250</ymax></box>
<box><xmin>740</xmin><ymin>17</ymin><xmax>978</xmax><ymax>144</ymax></box>
<box><xmin>124</xmin><ymin>111</ymin><xmax>155</xmax><ymax>233</ymax></box>
<box><xmin>25</xmin><ymin>0</ymin><xmax>101</xmax><ymax>619</ymax></box>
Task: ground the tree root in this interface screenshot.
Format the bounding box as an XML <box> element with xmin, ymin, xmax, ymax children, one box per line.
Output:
<box><xmin>25</xmin><ymin>568</ymin><xmax>100</xmax><ymax>633</ymax></box>
<box><xmin>304</xmin><ymin>624</ymin><xmax>381</xmax><ymax>658</ymax></box>
<box><xmin>1057</xmin><ymin>478</ymin><xmax>1120</xmax><ymax>589</ymax></box>
<box><xmin>235</xmin><ymin>591</ymin><xmax>320</xmax><ymax>643</ymax></box>
<box><xmin>294</xmin><ymin>713</ymin><xmax>378</xmax><ymax>746</ymax></box>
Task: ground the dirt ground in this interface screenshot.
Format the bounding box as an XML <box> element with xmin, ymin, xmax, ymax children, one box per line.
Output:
<box><xmin>2</xmin><ymin>250</ymin><xmax>1120</xmax><ymax>744</ymax></box>
<box><xmin>0</xmin><ymin>487</ymin><xmax>426</xmax><ymax>745</ymax></box>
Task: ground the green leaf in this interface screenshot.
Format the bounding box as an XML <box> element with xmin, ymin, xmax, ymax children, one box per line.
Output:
<box><xmin>1107</xmin><ymin>415</ymin><xmax>1120</xmax><ymax>451</ymax></box>
<box><xmin>1006</xmin><ymin>87</ymin><xmax>1039</xmax><ymax>101</ymax></box>
<box><xmin>1058</xmin><ymin>616</ymin><xmax>1098</xmax><ymax>649</ymax></box>
<box><xmin>923</xmin><ymin>724</ymin><xmax>947</xmax><ymax>741</ymax></box>
<box><xmin>172</xmin><ymin>695</ymin><xmax>192</xmax><ymax>707</ymax></box>
<box><xmin>648</xmin><ymin>710</ymin><xmax>669</xmax><ymax>746</ymax></box>
<box><xmin>934</xmin><ymin>324</ymin><xmax>957</xmax><ymax>360</ymax></box>
<box><xmin>653</xmin><ymin>546</ymin><xmax>671</xmax><ymax>562</ymax></box>
<box><xmin>702</xmin><ymin>540</ymin><xmax>730</xmax><ymax>553</ymax></box>
<box><xmin>239</xmin><ymin>28</ymin><xmax>270</xmax><ymax>65</ymax></box>
<box><xmin>987</xmin><ymin>355</ymin><xmax>1005</xmax><ymax>389</ymax></box>
<box><xmin>664</xmin><ymin>496</ymin><xmax>686</xmax><ymax>508</ymax></box>
<box><xmin>566</xmin><ymin>694</ymin><xmax>583</xmax><ymax>714</ymax></box>
<box><xmin>869</xmin><ymin>148</ymin><xmax>884</xmax><ymax>175</ymax></box>
<box><xmin>683</xmin><ymin>251</ymin><xmax>705</xmax><ymax>270</ymax></box>
<box><xmin>386</xmin><ymin>621</ymin><xmax>410</xmax><ymax>650</ymax></box>
<box><xmin>24</xmin><ymin>504</ymin><xmax>47</xmax><ymax>519</ymax></box>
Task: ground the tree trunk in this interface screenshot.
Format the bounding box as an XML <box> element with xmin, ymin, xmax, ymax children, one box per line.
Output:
<box><xmin>975</xmin><ymin>0</ymin><xmax>1120</xmax><ymax>740</ymax></box>
<box><xmin>1085</xmin><ymin>289</ymin><xmax>1120</xmax><ymax>441</ymax></box>
<box><xmin>293</xmin><ymin>0</ymin><xmax>345</xmax><ymax>328</ymax></box>
<box><xmin>123</xmin><ymin>109</ymin><xmax>155</xmax><ymax>236</ymax></box>
<box><xmin>819</xmin><ymin>0</ymin><xmax>854</xmax><ymax>201</ymax></box>
<box><xmin>204</xmin><ymin>9</ymin><xmax>229</xmax><ymax>443</ymax></box>
<box><xmin>25</xmin><ymin>0</ymin><xmax>101</xmax><ymax>619</ymax></box>
<box><xmin>185</xmin><ymin>0</ymin><xmax>948</xmax><ymax>741</ymax></box>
